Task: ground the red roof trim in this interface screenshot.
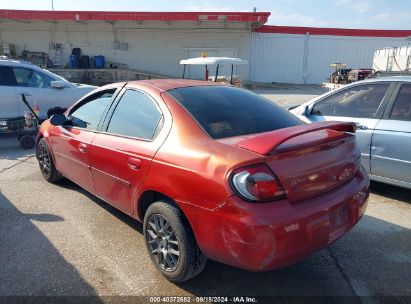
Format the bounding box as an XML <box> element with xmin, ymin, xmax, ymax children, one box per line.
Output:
<box><xmin>0</xmin><ymin>9</ymin><xmax>270</xmax><ymax>24</ymax></box>
<box><xmin>256</xmin><ymin>25</ymin><xmax>411</xmax><ymax>38</ymax></box>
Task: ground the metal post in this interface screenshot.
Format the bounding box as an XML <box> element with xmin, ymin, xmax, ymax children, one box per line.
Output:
<box><xmin>215</xmin><ymin>64</ymin><xmax>219</xmax><ymax>82</ymax></box>
<box><xmin>205</xmin><ymin>64</ymin><xmax>209</xmax><ymax>80</ymax></box>
<box><xmin>182</xmin><ymin>64</ymin><xmax>186</xmax><ymax>79</ymax></box>
<box><xmin>230</xmin><ymin>64</ymin><xmax>234</xmax><ymax>84</ymax></box>
<box><xmin>302</xmin><ymin>32</ymin><xmax>310</xmax><ymax>84</ymax></box>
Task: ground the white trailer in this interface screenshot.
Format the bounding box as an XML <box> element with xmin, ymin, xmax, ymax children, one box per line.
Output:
<box><xmin>373</xmin><ymin>46</ymin><xmax>411</xmax><ymax>72</ymax></box>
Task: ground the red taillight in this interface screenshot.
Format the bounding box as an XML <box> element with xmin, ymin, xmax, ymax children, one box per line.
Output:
<box><xmin>231</xmin><ymin>164</ymin><xmax>285</xmax><ymax>202</ymax></box>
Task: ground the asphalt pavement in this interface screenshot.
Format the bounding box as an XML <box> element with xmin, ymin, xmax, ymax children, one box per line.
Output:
<box><xmin>0</xmin><ymin>87</ymin><xmax>410</xmax><ymax>302</ymax></box>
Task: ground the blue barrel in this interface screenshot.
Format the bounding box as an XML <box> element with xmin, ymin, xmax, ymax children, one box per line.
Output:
<box><xmin>95</xmin><ymin>55</ymin><xmax>105</xmax><ymax>69</ymax></box>
<box><xmin>70</xmin><ymin>54</ymin><xmax>79</xmax><ymax>68</ymax></box>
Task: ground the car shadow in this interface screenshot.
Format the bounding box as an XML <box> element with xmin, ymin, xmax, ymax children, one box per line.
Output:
<box><xmin>52</xmin><ymin>179</ymin><xmax>411</xmax><ymax>298</ymax></box>
<box><xmin>370</xmin><ymin>181</ymin><xmax>411</xmax><ymax>204</ymax></box>
<box><xmin>55</xmin><ymin>178</ymin><xmax>143</xmax><ymax>234</ymax></box>
<box><xmin>0</xmin><ymin>191</ymin><xmax>99</xmax><ymax>298</ymax></box>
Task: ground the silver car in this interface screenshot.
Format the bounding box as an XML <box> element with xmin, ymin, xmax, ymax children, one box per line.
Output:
<box><xmin>0</xmin><ymin>59</ymin><xmax>96</xmax><ymax>120</ymax></box>
<box><xmin>291</xmin><ymin>76</ymin><xmax>411</xmax><ymax>189</ymax></box>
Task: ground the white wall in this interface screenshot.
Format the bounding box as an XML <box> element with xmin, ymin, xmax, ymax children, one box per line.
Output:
<box><xmin>3</xmin><ymin>19</ymin><xmax>407</xmax><ymax>85</ymax></box>
<box><xmin>0</xmin><ymin>20</ymin><xmax>251</xmax><ymax>80</ymax></box>
<box><xmin>251</xmin><ymin>32</ymin><xmax>409</xmax><ymax>84</ymax></box>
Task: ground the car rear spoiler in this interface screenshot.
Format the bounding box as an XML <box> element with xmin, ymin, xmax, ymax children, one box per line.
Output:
<box><xmin>236</xmin><ymin>121</ymin><xmax>356</xmax><ymax>156</ymax></box>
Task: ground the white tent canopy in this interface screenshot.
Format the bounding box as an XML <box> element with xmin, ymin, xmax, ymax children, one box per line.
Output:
<box><xmin>180</xmin><ymin>57</ymin><xmax>248</xmax><ymax>66</ymax></box>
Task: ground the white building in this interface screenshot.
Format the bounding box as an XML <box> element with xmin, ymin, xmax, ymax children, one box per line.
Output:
<box><xmin>251</xmin><ymin>26</ymin><xmax>411</xmax><ymax>84</ymax></box>
<box><xmin>1</xmin><ymin>9</ymin><xmax>410</xmax><ymax>84</ymax></box>
<box><xmin>0</xmin><ymin>10</ymin><xmax>269</xmax><ymax>81</ymax></box>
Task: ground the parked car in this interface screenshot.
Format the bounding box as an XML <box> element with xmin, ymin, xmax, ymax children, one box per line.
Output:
<box><xmin>0</xmin><ymin>58</ymin><xmax>96</xmax><ymax>120</ymax></box>
<box><xmin>291</xmin><ymin>76</ymin><xmax>411</xmax><ymax>189</ymax></box>
<box><xmin>36</xmin><ymin>80</ymin><xmax>369</xmax><ymax>282</ymax></box>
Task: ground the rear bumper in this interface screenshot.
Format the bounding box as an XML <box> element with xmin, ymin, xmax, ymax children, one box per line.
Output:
<box><xmin>182</xmin><ymin>166</ymin><xmax>369</xmax><ymax>271</ymax></box>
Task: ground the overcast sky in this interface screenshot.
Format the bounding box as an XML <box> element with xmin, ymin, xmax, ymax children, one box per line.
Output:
<box><xmin>2</xmin><ymin>0</ymin><xmax>411</xmax><ymax>30</ymax></box>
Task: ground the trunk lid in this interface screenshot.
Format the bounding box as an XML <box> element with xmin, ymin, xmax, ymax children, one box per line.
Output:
<box><xmin>220</xmin><ymin>121</ymin><xmax>360</xmax><ymax>202</ymax></box>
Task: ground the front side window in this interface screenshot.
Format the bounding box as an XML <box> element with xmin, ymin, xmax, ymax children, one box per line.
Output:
<box><xmin>12</xmin><ymin>67</ymin><xmax>54</xmax><ymax>88</ymax></box>
<box><xmin>69</xmin><ymin>90</ymin><xmax>115</xmax><ymax>130</ymax></box>
<box><xmin>312</xmin><ymin>83</ymin><xmax>390</xmax><ymax>118</ymax></box>
<box><xmin>390</xmin><ymin>84</ymin><xmax>411</xmax><ymax>121</ymax></box>
<box><xmin>107</xmin><ymin>90</ymin><xmax>162</xmax><ymax>139</ymax></box>
<box><xmin>168</xmin><ymin>86</ymin><xmax>302</xmax><ymax>139</ymax></box>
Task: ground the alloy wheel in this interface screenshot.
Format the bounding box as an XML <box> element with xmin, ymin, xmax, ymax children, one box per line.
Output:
<box><xmin>37</xmin><ymin>144</ymin><xmax>51</xmax><ymax>177</ymax></box>
<box><xmin>146</xmin><ymin>214</ymin><xmax>180</xmax><ymax>272</ymax></box>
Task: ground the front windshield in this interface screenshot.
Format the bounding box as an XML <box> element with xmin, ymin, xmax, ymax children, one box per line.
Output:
<box><xmin>41</xmin><ymin>68</ymin><xmax>70</xmax><ymax>84</ymax></box>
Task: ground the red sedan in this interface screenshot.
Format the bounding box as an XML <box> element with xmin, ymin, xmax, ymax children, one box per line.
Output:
<box><xmin>36</xmin><ymin>79</ymin><xmax>369</xmax><ymax>282</ymax></box>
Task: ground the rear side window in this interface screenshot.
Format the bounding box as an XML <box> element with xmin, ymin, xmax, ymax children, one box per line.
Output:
<box><xmin>107</xmin><ymin>90</ymin><xmax>162</xmax><ymax>140</ymax></box>
<box><xmin>0</xmin><ymin>66</ymin><xmax>17</xmax><ymax>86</ymax></box>
<box><xmin>390</xmin><ymin>84</ymin><xmax>411</xmax><ymax>121</ymax></box>
<box><xmin>167</xmin><ymin>86</ymin><xmax>302</xmax><ymax>139</ymax></box>
<box><xmin>12</xmin><ymin>67</ymin><xmax>54</xmax><ymax>88</ymax></box>
<box><xmin>312</xmin><ymin>83</ymin><xmax>390</xmax><ymax>118</ymax></box>
<box><xmin>69</xmin><ymin>90</ymin><xmax>115</xmax><ymax>130</ymax></box>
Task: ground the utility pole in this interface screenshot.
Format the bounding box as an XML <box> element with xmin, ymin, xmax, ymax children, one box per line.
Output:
<box><xmin>51</xmin><ymin>0</ymin><xmax>54</xmax><ymax>10</ymax></box>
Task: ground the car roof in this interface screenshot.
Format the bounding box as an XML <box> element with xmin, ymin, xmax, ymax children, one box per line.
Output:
<box><xmin>361</xmin><ymin>76</ymin><xmax>411</xmax><ymax>83</ymax></box>
<box><xmin>0</xmin><ymin>59</ymin><xmax>70</xmax><ymax>82</ymax></box>
<box><xmin>180</xmin><ymin>57</ymin><xmax>248</xmax><ymax>65</ymax></box>
<box><xmin>126</xmin><ymin>79</ymin><xmax>227</xmax><ymax>92</ymax></box>
<box><xmin>0</xmin><ymin>59</ymin><xmax>39</xmax><ymax>69</ymax></box>
<box><xmin>290</xmin><ymin>75</ymin><xmax>411</xmax><ymax>115</ymax></box>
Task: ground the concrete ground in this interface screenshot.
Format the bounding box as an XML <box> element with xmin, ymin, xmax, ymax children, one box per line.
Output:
<box><xmin>0</xmin><ymin>86</ymin><xmax>410</xmax><ymax>301</ymax></box>
<box><xmin>252</xmin><ymin>83</ymin><xmax>327</xmax><ymax>108</ymax></box>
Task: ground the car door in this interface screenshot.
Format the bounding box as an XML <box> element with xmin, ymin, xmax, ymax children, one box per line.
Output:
<box><xmin>371</xmin><ymin>83</ymin><xmax>411</xmax><ymax>185</ymax></box>
<box><xmin>90</xmin><ymin>89</ymin><xmax>165</xmax><ymax>215</ymax></box>
<box><xmin>0</xmin><ymin>66</ymin><xmax>19</xmax><ymax>119</ymax></box>
<box><xmin>304</xmin><ymin>82</ymin><xmax>394</xmax><ymax>173</ymax></box>
<box><xmin>11</xmin><ymin>66</ymin><xmax>72</xmax><ymax>120</ymax></box>
<box><xmin>50</xmin><ymin>89</ymin><xmax>116</xmax><ymax>192</ymax></box>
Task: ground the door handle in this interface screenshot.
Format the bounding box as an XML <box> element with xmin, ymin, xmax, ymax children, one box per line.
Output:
<box><xmin>78</xmin><ymin>143</ymin><xmax>88</xmax><ymax>153</ymax></box>
<box><xmin>127</xmin><ymin>157</ymin><xmax>142</xmax><ymax>170</ymax></box>
<box><xmin>356</xmin><ymin>123</ymin><xmax>368</xmax><ymax>130</ymax></box>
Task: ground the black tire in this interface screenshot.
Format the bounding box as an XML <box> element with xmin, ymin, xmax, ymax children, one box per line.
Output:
<box><xmin>143</xmin><ymin>201</ymin><xmax>207</xmax><ymax>282</ymax></box>
<box><xmin>36</xmin><ymin>138</ymin><xmax>63</xmax><ymax>183</ymax></box>
<box><xmin>334</xmin><ymin>76</ymin><xmax>340</xmax><ymax>84</ymax></box>
<box><xmin>19</xmin><ymin>135</ymin><xmax>35</xmax><ymax>149</ymax></box>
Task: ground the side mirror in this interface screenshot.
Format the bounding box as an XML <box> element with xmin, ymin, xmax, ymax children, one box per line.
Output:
<box><xmin>50</xmin><ymin>114</ymin><xmax>67</xmax><ymax>126</ymax></box>
<box><xmin>47</xmin><ymin>107</ymin><xmax>67</xmax><ymax>118</ymax></box>
<box><xmin>303</xmin><ymin>105</ymin><xmax>311</xmax><ymax>116</ymax></box>
<box><xmin>50</xmin><ymin>81</ymin><xmax>66</xmax><ymax>89</ymax></box>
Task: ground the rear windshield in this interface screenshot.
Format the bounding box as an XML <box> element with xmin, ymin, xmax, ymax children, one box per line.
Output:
<box><xmin>167</xmin><ymin>86</ymin><xmax>302</xmax><ymax>139</ymax></box>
